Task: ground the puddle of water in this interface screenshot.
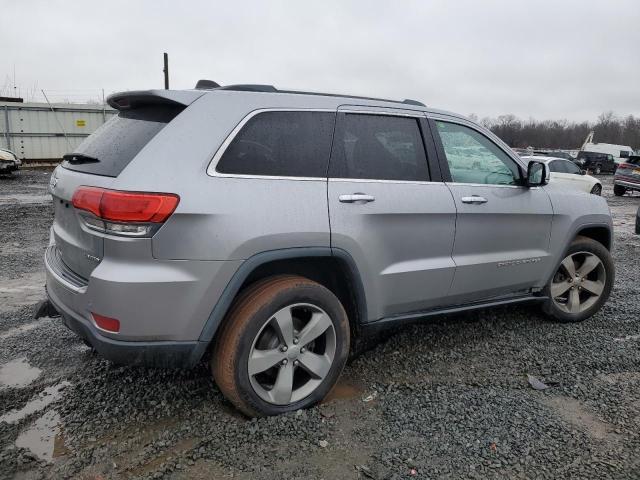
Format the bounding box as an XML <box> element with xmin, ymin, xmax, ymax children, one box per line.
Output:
<box><xmin>0</xmin><ymin>381</ymin><xmax>71</xmax><ymax>424</ymax></box>
<box><xmin>0</xmin><ymin>358</ymin><xmax>42</xmax><ymax>388</ymax></box>
<box><xmin>0</xmin><ymin>318</ymin><xmax>51</xmax><ymax>340</ymax></box>
<box><xmin>15</xmin><ymin>409</ymin><xmax>65</xmax><ymax>462</ymax></box>
<box><xmin>0</xmin><ymin>272</ymin><xmax>46</xmax><ymax>313</ymax></box>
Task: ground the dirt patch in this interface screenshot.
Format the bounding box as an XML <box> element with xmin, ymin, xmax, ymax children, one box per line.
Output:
<box><xmin>541</xmin><ymin>395</ymin><xmax>618</xmax><ymax>441</ymax></box>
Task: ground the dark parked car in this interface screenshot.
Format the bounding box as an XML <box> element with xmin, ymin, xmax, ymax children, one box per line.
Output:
<box><xmin>614</xmin><ymin>154</ymin><xmax>640</xmax><ymax>196</ymax></box>
<box><xmin>575</xmin><ymin>151</ymin><xmax>617</xmax><ymax>174</ymax></box>
<box><xmin>636</xmin><ymin>205</ymin><xmax>640</xmax><ymax>234</ymax></box>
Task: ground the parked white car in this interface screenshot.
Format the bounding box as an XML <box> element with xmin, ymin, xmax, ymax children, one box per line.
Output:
<box><xmin>522</xmin><ymin>156</ymin><xmax>602</xmax><ymax>195</ymax></box>
<box><xmin>0</xmin><ymin>148</ymin><xmax>22</xmax><ymax>174</ymax></box>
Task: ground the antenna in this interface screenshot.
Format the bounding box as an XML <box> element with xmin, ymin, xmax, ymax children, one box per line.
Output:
<box><xmin>163</xmin><ymin>53</ymin><xmax>169</xmax><ymax>90</ymax></box>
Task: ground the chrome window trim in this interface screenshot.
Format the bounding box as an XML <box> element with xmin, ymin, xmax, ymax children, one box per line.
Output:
<box><xmin>446</xmin><ymin>182</ymin><xmax>534</xmax><ymax>189</ymax></box>
<box><xmin>206</xmin><ymin>108</ymin><xmax>335</xmax><ymax>179</ymax></box>
<box><xmin>330</xmin><ymin>177</ymin><xmax>441</xmax><ymax>185</ymax></box>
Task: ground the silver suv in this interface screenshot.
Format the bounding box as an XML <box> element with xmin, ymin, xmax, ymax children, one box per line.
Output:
<box><xmin>45</xmin><ymin>84</ymin><xmax>614</xmax><ymax>416</ymax></box>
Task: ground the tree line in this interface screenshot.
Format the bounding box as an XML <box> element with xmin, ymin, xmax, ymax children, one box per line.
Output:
<box><xmin>469</xmin><ymin>112</ymin><xmax>640</xmax><ymax>151</ymax></box>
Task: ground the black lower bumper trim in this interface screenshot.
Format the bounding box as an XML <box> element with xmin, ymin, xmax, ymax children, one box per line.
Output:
<box><xmin>48</xmin><ymin>294</ymin><xmax>202</xmax><ymax>369</ymax></box>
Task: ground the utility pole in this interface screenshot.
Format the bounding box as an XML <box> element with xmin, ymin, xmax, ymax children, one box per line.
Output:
<box><xmin>163</xmin><ymin>53</ymin><xmax>169</xmax><ymax>90</ymax></box>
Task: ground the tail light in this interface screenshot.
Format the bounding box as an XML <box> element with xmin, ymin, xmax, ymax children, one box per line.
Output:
<box><xmin>92</xmin><ymin>312</ymin><xmax>120</xmax><ymax>333</ymax></box>
<box><xmin>617</xmin><ymin>163</ymin><xmax>633</xmax><ymax>170</ymax></box>
<box><xmin>72</xmin><ymin>186</ymin><xmax>179</xmax><ymax>237</ymax></box>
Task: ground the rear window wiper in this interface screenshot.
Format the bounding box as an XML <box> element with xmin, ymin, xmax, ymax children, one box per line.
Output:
<box><xmin>63</xmin><ymin>153</ymin><xmax>100</xmax><ymax>164</ymax></box>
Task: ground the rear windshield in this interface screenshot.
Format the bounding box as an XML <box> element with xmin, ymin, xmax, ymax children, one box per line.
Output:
<box><xmin>62</xmin><ymin>105</ymin><xmax>181</xmax><ymax>177</ymax></box>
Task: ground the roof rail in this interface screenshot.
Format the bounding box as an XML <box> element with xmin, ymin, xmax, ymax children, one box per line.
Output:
<box><xmin>194</xmin><ymin>80</ymin><xmax>426</xmax><ymax>107</ymax></box>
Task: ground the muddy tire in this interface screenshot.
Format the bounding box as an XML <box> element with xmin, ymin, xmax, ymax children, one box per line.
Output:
<box><xmin>542</xmin><ymin>236</ymin><xmax>614</xmax><ymax>323</ymax></box>
<box><xmin>212</xmin><ymin>275</ymin><xmax>350</xmax><ymax>417</ymax></box>
<box><xmin>613</xmin><ymin>184</ymin><xmax>626</xmax><ymax>196</ymax></box>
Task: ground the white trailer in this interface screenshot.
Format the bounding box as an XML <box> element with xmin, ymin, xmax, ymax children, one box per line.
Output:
<box><xmin>0</xmin><ymin>100</ymin><xmax>116</xmax><ymax>164</ymax></box>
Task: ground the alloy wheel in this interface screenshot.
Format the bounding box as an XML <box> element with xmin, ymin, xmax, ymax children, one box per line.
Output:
<box><xmin>247</xmin><ymin>303</ymin><xmax>336</xmax><ymax>405</ymax></box>
<box><xmin>551</xmin><ymin>252</ymin><xmax>606</xmax><ymax>314</ymax></box>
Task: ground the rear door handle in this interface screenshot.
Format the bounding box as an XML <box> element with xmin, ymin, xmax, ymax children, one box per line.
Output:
<box><xmin>339</xmin><ymin>193</ymin><xmax>375</xmax><ymax>204</ymax></box>
<box><xmin>461</xmin><ymin>196</ymin><xmax>488</xmax><ymax>204</ymax></box>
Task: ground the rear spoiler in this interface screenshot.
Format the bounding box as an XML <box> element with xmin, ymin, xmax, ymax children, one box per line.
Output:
<box><xmin>107</xmin><ymin>90</ymin><xmax>205</xmax><ymax>110</ymax></box>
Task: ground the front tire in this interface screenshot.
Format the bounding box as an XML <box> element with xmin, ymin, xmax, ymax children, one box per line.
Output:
<box><xmin>212</xmin><ymin>275</ymin><xmax>350</xmax><ymax>417</ymax></box>
<box><xmin>590</xmin><ymin>183</ymin><xmax>602</xmax><ymax>196</ymax></box>
<box><xmin>613</xmin><ymin>184</ymin><xmax>626</xmax><ymax>196</ymax></box>
<box><xmin>542</xmin><ymin>236</ymin><xmax>614</xmax><ymax>323</ymax></box>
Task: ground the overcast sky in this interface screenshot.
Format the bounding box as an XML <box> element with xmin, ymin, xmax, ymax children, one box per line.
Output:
<box><xmin>2</xmin><ymin>0</ymin><xmax>639</xmax><ymax>121</ymax></box>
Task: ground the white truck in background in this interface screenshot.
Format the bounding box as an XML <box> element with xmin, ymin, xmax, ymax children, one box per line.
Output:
<box><xmin>579</xmin><ymin>132</ymin><xmax>634</xmax><ymax>165</ymax></box>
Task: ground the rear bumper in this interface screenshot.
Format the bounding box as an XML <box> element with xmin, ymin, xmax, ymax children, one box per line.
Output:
<box><xmin>44</xmin><ymin>236</ymin><xmax>240</xmax><ymax>368</ymax></box>
<box><xmin>46</xmin><ymin>284</ymin><xmax>206</xmax><ymax>368</ymax></box>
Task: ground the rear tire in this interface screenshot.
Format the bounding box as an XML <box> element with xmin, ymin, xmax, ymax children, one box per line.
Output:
<box><xmin>613</xmin><ymin>184</ymin><xmax>626</xmax><ymax>196</ymax></box>
<box><xmin>590</xmin><ymin>184</ymin><xmax>602</xmax><ymax>196</ymax></box>
<box><xmin>594</xmin><ymin>165</ymin><xmax>602</xmax><ymax>175</ymax></box>
<box><xmin>212</xmin><ymin>275</ymin><xmax>350</xmax><ymax>417</ymax></box>
<box><xmin>542</xmin><ymin>236</ymin><xmax>614</xmax><ymax>323</ymax></box>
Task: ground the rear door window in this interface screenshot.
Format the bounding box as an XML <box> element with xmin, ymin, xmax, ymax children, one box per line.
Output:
<box><xmin>216</xmin><ymin>111</ymin><xmax>335</xmax><ymax>177</ymax></box>
<box><xmin>329</xmin><ymin>113</ymin><xmax>430</xmax><ymax>181</ymax></box>
<box><xmin>62</xmin><ymin>105</ymin><xmax>181</xmax><ymax>177</ymax></box>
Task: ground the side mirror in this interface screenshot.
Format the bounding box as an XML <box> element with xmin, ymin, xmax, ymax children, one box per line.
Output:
<box><xmin>526</xmin><ymin>160</ymin><xmax>548</xmax><ymax>187</ymax></box>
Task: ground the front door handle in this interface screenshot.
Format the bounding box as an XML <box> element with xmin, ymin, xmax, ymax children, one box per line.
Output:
<box><xmin>339</xmin><ymin>193</ymin><xmax>375</xmax><ymax>204</ymax></box>
<box><xmin>461</xmin><ymin>195</ymin><xmax>488</xmax><ymax>204</ymax></box>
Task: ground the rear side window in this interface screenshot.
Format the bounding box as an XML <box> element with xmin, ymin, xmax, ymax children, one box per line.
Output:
<box><xmin>62</xmin><ymin>105</ymin><xmax>181</xmax><ymax>177</ymax></box>
<box><xmin>216</xmin><ymin>111</ymin><xmax>335</xmax><ymax>177</ymax></box>
<box><xmin>548</xmin><ymin>160</ymin><xmax>563</xmax><ymax>173</ymax></box>
<box><xmin>329</xmin><ymin>114</ymin><xmax>430</xmax><ymax>181</ymax></box>
<box><xmin>564</xmin><ymin>161</ymin><xmax>582</xmax><ymax>174</ymax></box>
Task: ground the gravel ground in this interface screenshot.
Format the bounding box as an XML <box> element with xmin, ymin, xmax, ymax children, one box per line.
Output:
<box><xmin>1</xmin><ymin>169</ymin><xmax>639</xmax><ymax>479</ymax></box>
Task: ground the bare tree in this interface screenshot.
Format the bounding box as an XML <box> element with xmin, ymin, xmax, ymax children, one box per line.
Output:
<box><xmin>483</xmin><ymin>112</ymin><xmax>639</xmax><ymax>150</ymax></box>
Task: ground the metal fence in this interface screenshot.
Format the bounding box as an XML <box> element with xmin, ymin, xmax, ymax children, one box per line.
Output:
<box><xmin>0</xmin><ymin>101</ymin><xmax>116</xmax><ymax>164</ymax></box>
